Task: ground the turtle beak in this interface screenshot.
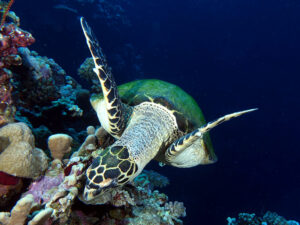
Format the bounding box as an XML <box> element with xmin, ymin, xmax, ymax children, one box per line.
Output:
<box><xmin>83</xmin><ymin>178</ymin><xmax>118</xmax><ymax>201</ymax></box>
<box><xmin>83</xmin><ymin>186</ymin><xmax>101</xmax><ymax>201</ymax></box>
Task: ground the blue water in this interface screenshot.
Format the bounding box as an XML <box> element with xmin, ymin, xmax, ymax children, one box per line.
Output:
<box><xmin>13</xmin><ymin>0</ymin><xmax>300</xmax><ymax>224</ymax></box>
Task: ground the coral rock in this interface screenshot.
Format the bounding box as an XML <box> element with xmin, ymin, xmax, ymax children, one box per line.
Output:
<box><xmin>0</xmin><ymin>123</ymin><xmax>48</xmax><ymax>179</ymax></box>
<box><xmin>48</xmin><ymin>133</ymin><xmax>73</xmax><ymax>160</ymax></box>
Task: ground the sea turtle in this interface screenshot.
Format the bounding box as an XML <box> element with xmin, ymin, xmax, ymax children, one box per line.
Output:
<box><xmin>80</xmin><ymin>17</ymin><xmax>256</xmax><ymax>201</ymax></box>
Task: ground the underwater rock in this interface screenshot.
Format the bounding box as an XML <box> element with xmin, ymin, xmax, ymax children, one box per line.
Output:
<box><xmin>0</xmin><ymin>122</ymin><xmax>48</xmax><ymax>179</ymax></box>
<box><xmin>48</xmin><ymin>133</ymin><xmax>73</xmax><ymax>160</ymax></box>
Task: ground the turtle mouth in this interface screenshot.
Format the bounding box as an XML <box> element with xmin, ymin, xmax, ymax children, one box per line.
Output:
<box><xmin>83</xmin><ymin>178</ymin><xmax>118</xmax><ymax>201</ymax></box>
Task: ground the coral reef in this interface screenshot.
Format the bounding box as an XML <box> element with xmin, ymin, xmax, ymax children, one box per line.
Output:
<box><xmin>12</xmin><ymin>46</ymin><xmax>90</xmax><ymax>148</ymax></box>
<box><xmin>227</xmin><ymin>211</ymin><xmax>299</xmax><ymax>225</ymax></box>
<box><xmin>0</xmin><ymin>8</ymin><xmax>92</xmax><ymax>147</ymax></box>
<box><xmin>0</xmin><ymin>124</ymin><xmax>186</xmax><ymax>224</ymax></box>
<box><xmin>16</xmin><ymin>47</ymin><xmax>83</xmax><ymax>118</ymax></box>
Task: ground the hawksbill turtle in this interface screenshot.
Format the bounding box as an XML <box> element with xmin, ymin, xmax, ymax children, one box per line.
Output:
<box><xmin>80</xmin><ymin>17</ymin><xmax>256</xmax><ymax>201</ymax></box>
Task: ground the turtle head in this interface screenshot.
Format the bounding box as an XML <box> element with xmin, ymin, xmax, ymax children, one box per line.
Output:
<box><xmin>83</xmin><ymin>145</ymin><xmax>138</xmax><ymax>201</ymax></box>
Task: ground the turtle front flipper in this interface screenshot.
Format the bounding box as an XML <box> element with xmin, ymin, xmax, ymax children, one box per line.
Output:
<box><xmin>165</xmin><ymin>108</ymin><xmax>257</xmax><ymax>168</ymax></box>
<box><xmin>80</xmin><ymin>17</ymin><xmax>130</xmax><ymax>138</ymax></box>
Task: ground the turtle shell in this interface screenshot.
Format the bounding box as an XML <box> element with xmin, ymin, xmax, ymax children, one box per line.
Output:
<box><xmin>116</xmin><ymin>79</ymin><xmax>201</xmax><ymax>131</ymax></box>
<box><xmin>91</xmin><ymin>79</ymin><xmax>214</xmax><ymax>156</ymax></box>
<box><xmin>92</xmin><ymin>79</ymin><xmax>205</xmax><ymax>132</ymax></box>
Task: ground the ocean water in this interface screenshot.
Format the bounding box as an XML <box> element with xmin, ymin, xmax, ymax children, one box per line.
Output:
<box><xmin>3</xmin><ymin>0</ymin><xmax>300</xmax><ymax>224</ymax></box>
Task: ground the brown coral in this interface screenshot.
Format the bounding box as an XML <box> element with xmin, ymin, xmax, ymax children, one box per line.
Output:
<box><xmin>0</xmin><ymin>194</ymin><xmax>53</xmax><ymax>225</ymax></box>
<box><xmin>0</xmin><ymin>122</ymin><xmax>48</xmax><ymax>179</ymax></box>
<box><xmin>48</xmin><ymin>133</ymin><xmax>73</xmax><ymax>160</ymax></box>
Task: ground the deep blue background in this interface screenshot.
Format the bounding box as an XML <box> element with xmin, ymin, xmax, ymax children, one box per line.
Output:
<box><xmin>13</xmin><ymin>0</ymin><xmax>300</xmax><ymax>224</ymax></box>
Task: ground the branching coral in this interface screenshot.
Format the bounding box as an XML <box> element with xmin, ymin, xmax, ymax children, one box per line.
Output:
<box><xmin>0</xmin><ymin>194</ymin><xmax>53</xmax><ymax>225</ymax></box>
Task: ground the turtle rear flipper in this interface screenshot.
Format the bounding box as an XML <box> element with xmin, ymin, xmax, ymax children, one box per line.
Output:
<box><xmin>81</xmin><ymin>17</ymin><xmax>130</xmax><ymax>138</ymax></box>
<box><xmin>165</xmin><ymin>109</ymin><xmax>257</xmax><ymax>168</ymax></box>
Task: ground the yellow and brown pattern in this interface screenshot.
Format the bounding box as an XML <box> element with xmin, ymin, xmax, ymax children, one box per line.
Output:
<box><xmin>84</xmin><ymin>145</ymin><xmax>138</xmax><ymax>199</ymax></box>
<box><xmin>81</xmin><ymin>17</ymin><xmax>128</xmax><ymax>138</ymax></box>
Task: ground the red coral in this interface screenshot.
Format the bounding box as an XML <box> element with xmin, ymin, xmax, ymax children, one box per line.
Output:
<box><xmin>0</xmin><ymin>23</ymin><xmax>35</xmax><ymax>126</ymax></box>
<box><xmin>0</xmin><ymin>68</ymin><xmax>13</xmax><ymax>126</ymax></box>
<box><xmin>64</xmin><ymin>162</ymin><xmax>79</xmax><ymax>176</ymax></box>
<box><xmin>0</xmin><ymin>171</ymin><xmax>20</xmax><ymax>185</ymax></box>
<box><xmin>0</xmin><ymin>23</ymin><xmax>35</xmax><ymax>67</ymax></box>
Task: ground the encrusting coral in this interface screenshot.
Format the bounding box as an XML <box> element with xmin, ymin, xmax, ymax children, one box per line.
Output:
<box><xmin>48</xmin><ymin>133</ymin><xmax>73</xmax><ymax>160</ymax></box>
